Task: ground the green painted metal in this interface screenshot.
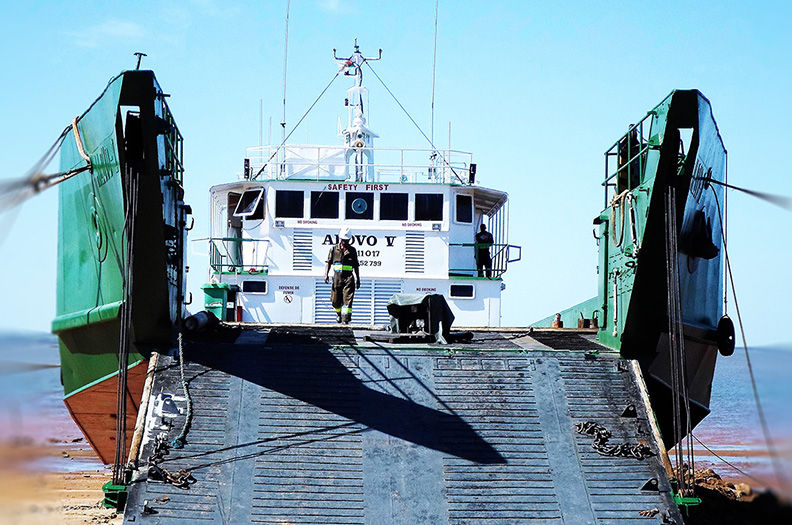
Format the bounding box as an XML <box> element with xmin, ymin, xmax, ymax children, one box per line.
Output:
<box><xmin>102</xmin><ymin>480</ymin><xmax>129</xmax><ymax>510</ymax></box>
<box><xmin>54</xmin><ymin>70</ymin><xmax>189</xmax><ymax>399</ymax></box>
<box><xmin>64</xmin><ymin>358</ymin><xmax>147</xmax><ymax>400</ymax></box>
<box><xmin>594</xmin><ymin>90</ymin><xmax>726</xmax><ymax>353</ymax></box>
<box><xmin>54</xmin><ymin>73</ymin><xmax>142</xmax><ymax>397</ymax></box>
<box><xmin>202</xmin><ymin>283</ymin><xmax>231</xmax><ymax>320</ymax></box>
<box><xmin>532</xmin><ymin>91</ymin><xmax>727</xmax><ymax>447</ymax></box>
<box><xmin>534</xmin><ymin>296</ymin><xmax>600</xmax><ymax>328</ymax></box>
<box><xmin>51</xmin><ymin>300</ymin><xmax>123</xmax><ymax>333</ymax></box>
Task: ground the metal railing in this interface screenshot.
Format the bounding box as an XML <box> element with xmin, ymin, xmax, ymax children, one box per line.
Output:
<box><xmin>203</xmin><ymin>237</ymin><xmax>270</xmax><ymax>274</ymax></box>
<box><xmin>448</xmin><ymin>243</ymin><xmax>522</xmax><ymax>278</ymax></box>
<box><xmin>159</xmin><ymin>96</ymin><xmax>184</xmax><ymax>184</ymax></box>
<box><xmin>245</xmin><ymin>145</ymin><xmax>475</xmax><ymax>185</ymax></box>
<box><xmin>603</xmin><ymin>113</ymin><xmax>653</xmax><ymax>208</ymax></box>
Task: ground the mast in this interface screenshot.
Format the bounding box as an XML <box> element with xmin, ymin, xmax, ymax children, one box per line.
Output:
<box><xmin>334</xmin><ymin>41</ymin><xmax>381</xmax><ymax>182</ymax></box>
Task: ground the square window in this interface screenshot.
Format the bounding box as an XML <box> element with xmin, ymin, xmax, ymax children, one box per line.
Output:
<box><xmin>380</xmin><ymin>193</ymin><xmax>408</xmax><ymax>220</ymax></box>
<box><xmin>275</xmin><ymin>190</ymin><xmax>304</xmax><ymax>218</ymax></box>
<box><xmin>311</xmin><ymin>191</ymin><xmax>339</xmax><ymax>219</ymax></box>
<box><xmin>416</xmin><ymin>193</ymin><xmax>443</xmax><ymax>221</ymax></box>
<box><xmin>345</xmin><ymin>192</ymin><xmax>374</xmax><ymax>220</ymax></box>
<box><xmin>455</xmin><ymin>194</ymin><xmax>473</xmax><ymax>223</ymax></box>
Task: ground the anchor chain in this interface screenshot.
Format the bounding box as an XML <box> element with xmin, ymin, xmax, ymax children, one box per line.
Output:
<box><xmin>575</xmin><ymin>421</ymin><xmax>655</xmax><ymax>460</ymax></box>
<box><xmin>146</xmin><ymin>434</ymin><xmax>196</xmax><ymax>489</ymax></box>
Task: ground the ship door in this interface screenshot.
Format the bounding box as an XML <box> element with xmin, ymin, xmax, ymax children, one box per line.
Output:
<box><xmin>227</xmin><ymin>192</ymin><xmax>242</xmax><ymax>270</ymax></box>
<box><xmin>450</xmin><ymin>192</ymin><xmax>475</xmax><ymax>276</ymax></box>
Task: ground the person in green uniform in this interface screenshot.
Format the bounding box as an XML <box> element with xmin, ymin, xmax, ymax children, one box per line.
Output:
<box><xmin>324</xmin><ymin>227</ymin><xmax>360</xmax><ymax>324</ymax></box>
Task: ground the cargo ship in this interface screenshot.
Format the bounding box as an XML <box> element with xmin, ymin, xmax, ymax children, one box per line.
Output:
<box><xmin>42</xmin><ymin>44</ymin><xmax>732</xmax><ymax>522</ymax></box>
<box><xmin>199</xmin><ymin>43</ymin><xmax>520</xmax><ymax>328</ymax></box>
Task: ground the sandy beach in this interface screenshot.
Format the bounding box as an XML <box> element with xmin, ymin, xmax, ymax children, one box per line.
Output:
<box><xmin>0</xmin><ymin>440</ymin><xmax>121</xmax><ymax>525</ymax></box>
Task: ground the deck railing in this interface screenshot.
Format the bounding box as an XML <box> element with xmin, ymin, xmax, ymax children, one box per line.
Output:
<box><xmin>244</xmin><ymin>145</ymin><xmax>475</xmax><ymax>185</ymax></box>
<box><xmin>603</xmin><ymin>114</ymin><xmax>653</xmax><ymax>207</ymax></box>
<box><xmin>448</xmin><ymin>243</ymin><xmax>522</xmax><ymax>278</ymax></box>
<box><xmin>203</xmin><ymin>237</ymin><xmax>270</xmax><ymax>274</ymax></box>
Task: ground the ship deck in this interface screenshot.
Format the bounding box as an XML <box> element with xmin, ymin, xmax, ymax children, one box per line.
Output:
<box><xmin>124</xmin><ymin>326</ymin><xmax>683</xmax><ymax>524</ymax></box>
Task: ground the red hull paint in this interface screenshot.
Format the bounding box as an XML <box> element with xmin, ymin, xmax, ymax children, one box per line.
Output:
<box><xmin>63</xmin><ymin>360</ymin><xmax>148</xmax><ymax>464</ymax></box>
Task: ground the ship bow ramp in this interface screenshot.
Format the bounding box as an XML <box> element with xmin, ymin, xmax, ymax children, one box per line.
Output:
<box><xmin>125</xmin><ymin>326</ymin><xmax>682</xmax><ymax>524</ymax></box>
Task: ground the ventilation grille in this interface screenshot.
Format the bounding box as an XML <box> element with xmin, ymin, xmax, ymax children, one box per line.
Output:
<box><xmin>314</xmin><ymin>279</ymin><xmax>402</xmax><ymax>325</ymax></box>
<box><xmin>292</xmin><ymin>229</ymin><xmax>313</xmax><ymax>271</ymax></box>
<box><xmin>314</xmin><ymin>280</ymin><xmax>336</xmax><ymax>324</ymax></box>
<box><xmin>373</xmin><ymin>280</ymin><xmax>402</xmax><ymax>324</ymax></box>
<box><xmin>405</xmin><ymin>231</ymin><xmax>425</xmax><ymax>273</ymax></box>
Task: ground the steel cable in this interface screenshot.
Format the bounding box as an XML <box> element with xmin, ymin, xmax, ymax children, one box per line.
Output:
<box><xmin>709</xmin><ymin>184</ymin><xmax>790</xmax><ymax>494</ymax></box>
<box><xmin>364</xmin><ymin>62</ymin><xmax>463</xmax><ymax>184</ymax></box>
<box><xmin>253</xmin><ymin>71</ymin><xmax>341</xmax><ymax>180</ymax></box>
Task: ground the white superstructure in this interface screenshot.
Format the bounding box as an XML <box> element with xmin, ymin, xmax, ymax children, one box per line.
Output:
<box><xmin>201</xmin><ymin>44</ymin><xmax>520</xmax><ymax>326</ymax></box>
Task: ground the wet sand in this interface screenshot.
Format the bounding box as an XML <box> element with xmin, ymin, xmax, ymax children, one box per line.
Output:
<box><xmin>0</xmin><ymin>440</ymin><xmax>121</xmax><ymax>525</ymax></box>
<box><xmin>3</xmin><ymin>439</ymin><xmax>790</xmax><ymax>525</ymax></box>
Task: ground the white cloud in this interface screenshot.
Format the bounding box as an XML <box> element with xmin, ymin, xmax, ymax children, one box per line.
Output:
<box><xmin>67</xmin><ymin>20</ymin><xmax>146</xmax><ymax>48</ymax></box>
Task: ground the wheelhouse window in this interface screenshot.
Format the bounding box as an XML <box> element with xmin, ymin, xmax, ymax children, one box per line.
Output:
<box><xmin>345</xmin><ymin>192</ymin><xmax>374</xmax><ymax>220</ymax></box>
<box><xmin>234</xmin><ymin>188</ymin><xmax>265</xmax><ymax>220</ymax></box>
<box><xmin>455</xmin><ymin>194</ymin><xmax>473</xmax><ymax>223</ymax></box>
<box><xmin>379</xmin><ymin>193</ymin><xmax>408</xmax><ymax>220</ymax></box>
<box><xmin>415</xmin><ymin>193</ymin><xmax>443</xmax><ymax>221</ymax></box>
<box><xmin>275</xmin><ymin>190</ymin><xmax>304</xmax><ymax>218</ymax></box>
<box><xmin>242</xmin><ymin>280</ymin><xmax>268</xmax><ymax>293</ymax></box>
<box><xmin>311</xmin><ymin>191</ymin><xmax>339</xmax><ymax>219</ymax></box>
<box><xmin>449</xmin><ymin>284</ymin><xmax>475</xmax><ymax>298</ymax></box>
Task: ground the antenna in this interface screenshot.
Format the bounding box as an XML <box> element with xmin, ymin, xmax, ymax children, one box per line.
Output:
<box><xmin>333</xmin><ymin>40</ymin><xmax>382</xmax><ymax>88</ymax></box>
<box><xmin>430</xmin><ymin>0</ymin><xmax>439</xmax><ymax>146</ymax></box>
<box><xmin>134</xmin><ymin>52</ymin><xmax>147</xmax><ymax>70</ymax></box>
<box><xmin>281</xmin><ymin>0</ymin><xmax>291</xmax><ymax>169</ymax></box>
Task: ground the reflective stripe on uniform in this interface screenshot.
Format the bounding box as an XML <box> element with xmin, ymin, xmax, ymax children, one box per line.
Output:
<box><xmin>333</xmin><ymin>262</ymin><xmax>355</xmax><ymax>272</ymax></box>
<box><xmin>341</xmin><ymin>306</ymin><xmax>352</xmax><ymax>315</ymax></box>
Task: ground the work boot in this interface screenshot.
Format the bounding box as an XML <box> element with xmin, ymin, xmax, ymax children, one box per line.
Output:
<box><xmin>336</xmin><ymin>313</ymin><xmax>342</xmax><ymax>323</ymax></box>
<box><xmin>342</xmin><ymin>314</ymin><xmax>351</xmax><ymax>325</ymax></box>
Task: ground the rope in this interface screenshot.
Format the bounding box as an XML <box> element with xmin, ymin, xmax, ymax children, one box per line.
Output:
<box><xmin>0</xmin><ymin>125</ymin><xmax>73</xmax><ymax>215</ymax></box>
<box><xmin>706</xmin><ymin>178</ymin><xmax>792</xmax><ymax>212</ymax></box>
<box><xmin>609</xmin><ymin>189</ymin><xmax>629</xmax><ymax>247</ymax></box>
<box><xmin>364</xmin><ymin>62</ymin><xmax>464</xmax><ymax>184</ymax></box>
<box><xmin>171</xmin><ymin>332</ymin><xmax>193</xmax><ymax>449</ymax></box>
<box><xmin>72</xmin><ymin>116</ymin><xmax>92</xmax><ymax>165</ymax></box>
<box><xmin>3</xmin><ymin>72</ymin><xmax>129</xmax><ymax>213</ymax></box>
<box><xmin>253</xmin><ymin>71</ymin><xmax>340</xmax><ymax>179</ymax></box>
<box><xmin>709</xmin><ymin>184</ymin><xmax>790</xmax><ymax>493</ymax></box>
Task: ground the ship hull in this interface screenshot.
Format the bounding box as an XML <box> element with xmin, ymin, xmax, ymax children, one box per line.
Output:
<box><xmin>53</xmin><ymin>70</ymin><xmax>188</xmax><ymax>462</ymax></box>
<box><xmin>63</xmin><ymin>359</ymin><xmax>148</xmax><ymax>464</ymax></box>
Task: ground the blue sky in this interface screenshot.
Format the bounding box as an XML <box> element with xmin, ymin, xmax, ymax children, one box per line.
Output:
<box><xmin>0</xmin><ymin>0</ymin><xmax>790</xmax><ymax>348</ymax></box>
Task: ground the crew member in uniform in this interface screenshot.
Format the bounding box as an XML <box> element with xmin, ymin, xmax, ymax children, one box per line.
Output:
<box><xmin>475</xmin><ymin>224</ymin><xmax>494</xmax><ymax>278</ymax></box>
<box><xmin>325</xmin><ymin>227</ymin><xmax>360</xmax><ymax>324</ymax></box>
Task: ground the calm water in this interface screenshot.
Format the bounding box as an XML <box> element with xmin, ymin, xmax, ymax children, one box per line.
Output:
<box><xmin>1</xmin><ymin>331</ymin><xmax>790</xmax><ymax>487</ymax></box>
<box><xmin>0</xmin><ymin>331</ymin><xmax>105</xmax><ymax>472</ymax></box>
<box><xmin>685</xmin><ymin>343</ymin><xmax>792</xmax><ymax>493</ymax></box>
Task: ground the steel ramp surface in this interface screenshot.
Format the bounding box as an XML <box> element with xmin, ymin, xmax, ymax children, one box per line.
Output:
<box><xmin>124</xmin><ymin>327</ymin><xmax>683</xmax><ymax>524</ymax></box>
